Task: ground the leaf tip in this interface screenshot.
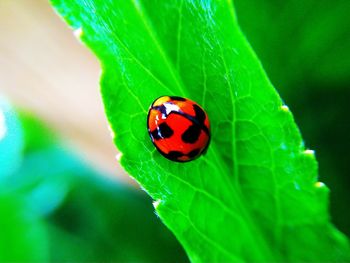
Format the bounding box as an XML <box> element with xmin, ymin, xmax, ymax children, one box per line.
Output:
<box><xmin>108</xmin><ymin>124</ymin><xmax>116</xmax><ymax>139</ymax></box>
<box><xmin>303</xmin><ymin>149</ymin><xmax>315</xmax><ymax>157</ymax></box>
<box><xmin>281</xmin><ymin>105</ymin><xmax>290</xmax><ymax>112</ymax></box>
<box><xmin>116</xmin><ymin>152</ymin><xmax>123</xmax><ymax>162</ymax></box>
<box><xmin>153</xmin><ymin>199</ymin><xmax>162</xmax><ymax>209</ymax></box>
<box><xmin>314</xmin><ymin>181</ymin><xmax>326</xmax><ymax>188</ymax></box>
<box><xmin>73</xmin><ymin>27</ymin><xmax>84</xmax><ymax>39</ymax></box>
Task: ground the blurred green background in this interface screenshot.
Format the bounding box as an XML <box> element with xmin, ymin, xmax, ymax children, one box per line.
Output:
<box><xmin>235</xmin><ymin>0</ymin><xmax>350</xmax><ymax>237</ymax></box>
<box><xmin>1</xmin><ymin>0</ymin><xmax>349</xmax><ymax>261</ymax></box>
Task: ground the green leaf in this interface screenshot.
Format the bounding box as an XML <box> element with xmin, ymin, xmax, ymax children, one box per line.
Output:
<box><xmin>51</xmin><ymin>0</ymin><xmax>350</xmax><ymax>262</ymax></box>
<box><xmin>50</xmin><ymin>164</ymin><xmax>188</xmax><ymax>262</ymax></box>
<box><xmin>17</xmin><ymin>111</ymin><xmax>56</xmax><ymax>154</ymax></box>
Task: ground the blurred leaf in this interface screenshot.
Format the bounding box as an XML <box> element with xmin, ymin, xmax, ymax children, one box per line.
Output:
<box><xmin>51</xmin><ymin>0</ymin><xmax>350</xmax><ymax>262</ymax></box>
<box><xmin>0</xmin><ymin>194</ymin><xmax>49</xmax><ymax>262</ymax></box>
<box><xmin>5</xmin><ymin>147</ymin><xmax>73</xmax><ymax>217</ymax></box>
<box><xmin>17</xmin><ymin>111</ymin><xmax>56</xmax><ymax>154</ymax></box>
<box><xmin>234</xmin><ymin>0</ymin><xmax>350</xmax><ymax>236</ymax></box>
<box><xmin>0</xmin><ymin>98</ymin><xmax>23</xmax><ymax>179</ymax></box>
<box><xmin>235</xmin><ymin>0</ymin><xmax>350</xmax><ymax>92</ymax></box>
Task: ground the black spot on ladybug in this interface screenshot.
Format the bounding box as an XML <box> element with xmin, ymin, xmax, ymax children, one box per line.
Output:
<box><xmin>169</xmin><ymin>96</ymin><xmax>186</xmax><ymax>101</ymax></box>
<box><xmin>150</xmin><ymin>129</ymin><xmax>161</xmax><ymax>140</ymax></box>
<box><xmin>188</xmin><ymin>149</ymin><xmax>200</xmax><ymax>158</ymax></box>
<box><xmin>182</xmin><ymin>124</ymin><xmax>201</xmax><ymax>144</ymax></box>
<box><xmin>167</xmin><ymin>151</ymin><xmax>184</xmax><ymax>159</ymax></box>
<box><xmin>193</xmin><ymin>104</ymin><xmax>206</xmax><ymax>124</ymax></box>
<box><xmin>151</xmin><ymin>122</ymin><xmax>173</xmax><ymax>140</ymax></box>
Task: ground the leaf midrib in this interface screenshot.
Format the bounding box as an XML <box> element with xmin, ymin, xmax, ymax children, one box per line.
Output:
<box><xmin>131</xmin><ymin>0</ymin><xmax>185</xmax><ymax>95</ymax></box>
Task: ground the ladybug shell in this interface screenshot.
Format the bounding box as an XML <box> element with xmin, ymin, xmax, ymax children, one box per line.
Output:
<box><xmin>147</xmin><ymin>96</ymin><xmax>210</xmax><ymax>162</ymax></box>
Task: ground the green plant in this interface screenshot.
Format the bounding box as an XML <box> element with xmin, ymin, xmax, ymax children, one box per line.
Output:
<box><xmin>50</xmin><ymin>0</ymin><xmax>350</xmax><ymax>262</ymax></box>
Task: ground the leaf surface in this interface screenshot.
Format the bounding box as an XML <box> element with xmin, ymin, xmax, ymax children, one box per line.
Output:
<box><xmin>51</xmin><ymin>0</ymin><xmax>350</xmax><ymax>261</ymax></box>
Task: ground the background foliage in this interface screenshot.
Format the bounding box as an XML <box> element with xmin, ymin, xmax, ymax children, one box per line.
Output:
<box><xmin>235</xmin><ymin>0</ymin><xmax>350</xmax><ymax>236</ymax></box>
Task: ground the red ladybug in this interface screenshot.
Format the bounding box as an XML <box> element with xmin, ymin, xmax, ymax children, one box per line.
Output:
<box><xmin>147</xmin><ymin>96</ymin><xmax>210</xmax><ymax>162</ymax></box>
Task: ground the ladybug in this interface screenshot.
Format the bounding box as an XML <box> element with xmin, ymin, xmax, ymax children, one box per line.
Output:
<box><xmin>147</xmin><ymin>96</ymin><xmax>210</xmax><ymax>162</ymax></box>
